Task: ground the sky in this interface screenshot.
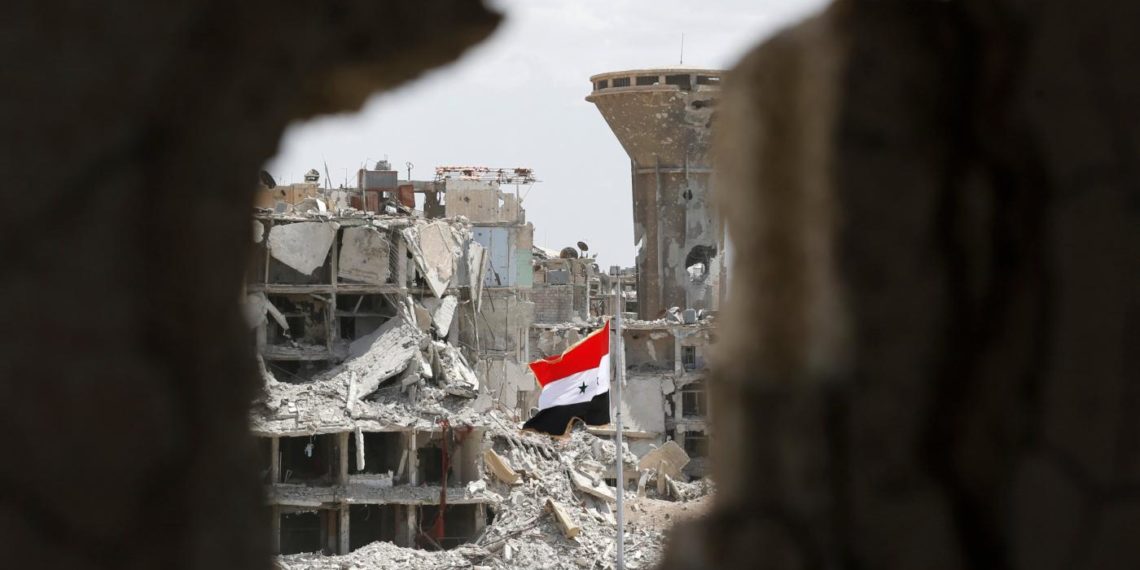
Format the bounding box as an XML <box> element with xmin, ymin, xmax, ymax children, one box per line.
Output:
<box><xmin>266</xmin><ymin>0</ymin><xmax>828</xmax><ymax>269</ymax></box>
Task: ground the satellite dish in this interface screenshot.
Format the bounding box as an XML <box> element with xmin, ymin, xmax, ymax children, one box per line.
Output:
<box><xmin>577</xmin><ymin>241</ymin><xmax>589</xmax><ymax>252</ymax></box>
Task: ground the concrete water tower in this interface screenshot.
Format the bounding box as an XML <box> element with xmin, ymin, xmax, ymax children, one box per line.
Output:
<box><xmin>587</xmin><ymin>68</ymin><xmax>724</xmax><ymax>319</ymax></box>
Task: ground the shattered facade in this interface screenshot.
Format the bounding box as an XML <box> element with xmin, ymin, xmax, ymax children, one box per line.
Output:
<box><xmin>245</xmin><ymin>155</ymin><xmax>714</xmax><ymax>566</ymax></box>
<box><xmin>248</xmin><ymin>202</ymin><xmax>494</xmax><ymax>555</ymax></box>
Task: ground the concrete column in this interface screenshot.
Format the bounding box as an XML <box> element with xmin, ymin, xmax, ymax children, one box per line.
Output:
<box><xmin>474</xmin><ymin>503</ymin><xmax>487</xmax><ymax>537</ymax></box>
<box><xmin>406</xmin><ymin>431</ymin><xmax>419</xmax><ymax>486</ymax></box>
<box><xmin>673</xmin><ymin>334</ymin><xmax>684</xmax><ymax>375</ymax></box>
<box><xmin>396</xmin><ymin>504</ymin><xmax>418</xmax><ymax>548</ymax></box>
<box><xmin>337</xmin><ymin>432</ymin><xmax>349</xmax><ymax>485</ymax></box>
<box><xmin>396</xmin><ymin>238</ymin><xmax>408</xmax><ymax>288</ymax></box>
<box><xmin>269</xmin><ymin>437</ymin><xmax>280</xmax><ymax>484</ymax></box>
<box><xmin>338</xmin><ymin>505</ymin><xmax>350</xmax><ymax>554</ymax></box>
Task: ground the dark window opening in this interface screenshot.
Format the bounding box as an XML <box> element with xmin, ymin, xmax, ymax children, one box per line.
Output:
<box><xmin>266</xmin><ymin>295</ymin><xmax>328</xmax><ymax>346</ymax></box>
<box><xmin>417</xmin><ymin>504</ymin><xmax>481</xmax><ymax>550</ymax></box>
<box><xmin>349</xmin><ymin>431</ymin><xmax>405</xmax><ymax>481</ymax></box>
<box><xmin>595</xmin><ymin>79</ymin><xmax>608</xmax><ymax>90</ymax></box>
<box><xmin>683</xmin><ymin>433</ymin><xmax>710</xmax><ymax>458</ymax></box>
<box><xmin>681</xmin><ymin>381</ymin><xmax>708</xmax><ymax>418</ymax></box>
<box><xmin>337</xmin><ymin>295</ymin><xmax>393</xmax><ymax>341</ymax></box>
<box><xmin>636</xmin><ymin>75</ymin><xmax>659</xmax><ymax>86</ymax></box>
<box><xmin>695</xmin><ymin>75</ymin><xmax>720</xmax><ymax>85</ymax></box>
<box><xmin>338</xmin><ymin>316</ymin><xmax>384</xmax><ymax>341</ymax></box>
<box><xmin>415</xmin><ymin>432</ymin><xmax>481</xmax><ymax>486</ymax></box>
<box><xmin>682</xmin><ymin>346</ymin><xmax>697</xmax><ymax>371</ymax></box>
<box><xmin>665</xmin><ymin>74</ymin><xmax>692</xmax><ymax>90</ymax></box>
<box><xmin>418</xmin><ymin>443</ymin><xmax>445</xmax><ymax>485</ymax></box>
<box><xmin>349</xmin><ymin>504</ymin><xmax>398</xmax><ymax>551</ymax></box>
<box><xmin>280</xmin><ymin>511</ymin><xmax>323</xmax><ymax>555</ymax></box>
<box><xmin>279</xmin><ymin>434</ymin><xmax>337</xmax><ymax>485</ymax></box>
<box><xmin>684</xmin><ymin>245</ymin><xmax>717</xmax><ymax>282</ymax></box>
<box><xmin>611</xmin><ymin>77</ymin><xmax>631</xmax><ymax>88</ymax></box>
<box><xmin>266</xmin><ymin>359</ymin><xmax>331</xmax><ymax>383</ymax></box>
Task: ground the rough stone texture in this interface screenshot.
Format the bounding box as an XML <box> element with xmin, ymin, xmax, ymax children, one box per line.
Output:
<box><xmin>0</xmin><ymin>2</ymin><xmax>499</xmax><ymax>569</ymax></box>
<box><xmin>661</xmin><ymin>0</ymin><xmax>1140</xmax><ymax>568</ymax></box>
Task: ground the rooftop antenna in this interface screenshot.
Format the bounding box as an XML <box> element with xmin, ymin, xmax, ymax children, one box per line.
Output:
<box><xmin>680</xmin><ymin>32</ymin><xmax>685</xmax><ymax>65</ymax></box>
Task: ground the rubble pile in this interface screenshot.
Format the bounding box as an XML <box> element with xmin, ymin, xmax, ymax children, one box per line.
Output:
<box><xmin>276</xmin><ymin>427</ymin><xmax>690</xmax><ymax>570</ymax></box>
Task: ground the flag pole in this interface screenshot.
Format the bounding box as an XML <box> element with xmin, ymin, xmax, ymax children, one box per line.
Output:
<box><xmin>612</xmin><ymin>284</ymin><xmax>626</xmax><ymax>570</ymax></box>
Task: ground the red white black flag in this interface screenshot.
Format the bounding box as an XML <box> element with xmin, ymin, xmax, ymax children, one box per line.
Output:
<box><xmin>522</xmin><ymin>321</ymin><xmax>611</xmax><ymax>436</ymax></box>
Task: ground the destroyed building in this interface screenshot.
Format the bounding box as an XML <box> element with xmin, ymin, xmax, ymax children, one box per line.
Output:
<box><xmin>586</xmin><ymin>68</ymin><xmax>726</xmax><ymax>319</ymax></box>
<box><xmin>248</xmin><ymin>198</ymin><xmax>494</xmax><ymax>555</ymax></box>
<box><xmin>244</xmin><ymin>153</ymin><xmax>716</xmax><ymax>565</ymax></box>
<box><xmin>582</xmin><ymin>68</ymin><xmax>725</xmax><ymax>476</ymax></box>
<box><xmin>438</xmin><ymin>166</ymin><xmax>541</xmax><ymax>422</ymax></box>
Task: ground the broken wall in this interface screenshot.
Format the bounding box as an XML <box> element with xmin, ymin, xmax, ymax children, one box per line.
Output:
<box><xmin>472</xmin><ymin>224</ymin><xmax>533</xmax><ymax>288</ymax></box>
<box><xmin>476</xmin><ymin>358</ymin><xmax>535</xmax><ymax>418</ymax></box>
<box><xmin>623</xmin><ymin>328</ymin><xmax>676</xmax><ymax>371</ymax></box>
<box><xmin>530</xmin><ymin>285</ymin><xmax>585</xmax><ymax>324</ymax></box>
<box><xmin>458</xmin><ymin>289</ymin><xmax>534</xmax><ymax>358</ymax></box>
<box><xmin>443</xmin><ymin>179</ymin><xmax>525</xmax><ymax>224</ymax></box>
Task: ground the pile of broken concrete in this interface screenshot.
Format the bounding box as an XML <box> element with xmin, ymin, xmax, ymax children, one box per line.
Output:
<box><xmin>277</xmin><ymin>428</ymin><xmax>712</xmax><ymax>570</ymax></box>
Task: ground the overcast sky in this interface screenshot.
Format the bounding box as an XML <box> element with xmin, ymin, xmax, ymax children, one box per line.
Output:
<box><xmin>267</xmin><ymin>0</ymin><xmax>827</xmax><ymax>269</ymax></box>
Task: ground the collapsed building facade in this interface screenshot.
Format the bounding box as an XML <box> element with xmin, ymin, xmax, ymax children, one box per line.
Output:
<box><xmin>245</xmin><ymin>109</ymin><xmax>719</xmax><ymax>560</ymax></box>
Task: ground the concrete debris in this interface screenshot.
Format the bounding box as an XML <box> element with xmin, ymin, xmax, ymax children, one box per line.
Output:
<box><xmin>484</xmin><ymin>448</ymin><xmax>520</xmax><ymax>485</ymax></box>
<box><xmin>268</xmin><ymin>221</ymin><xmax>337</xmax><ymax>275</ymax></box>
<box><xmin>338</xmin><ymin>226</ymin><xmax>390</xmax><ymax>285</ymax></box>
<box><xmin>339</xmin><ymin>317</ymin><xmax>424</xmax><ymax>402</ymax></box>
<box><xmin>568</xmin><ymin>468</ymin><xmax>616</xmax><ymax>503</ymax></box>
<box><xmin>636</xmin><ymin>440</ymin><xmax>690</xmax><ymax>481</ymax></box>
<box><xmin>403</xmin><ymin>221</ymin><xmax>462</xmax><ymax>298</ymax></box>
<box><xmin>412</xmin><ymin>302</ymin><xmax>432</xmax><ymax>333</ymax></box>
<box><xmin>427</xmin><ymin>295</ymin><xmax>458</xmax><ymax>338</ymax></box>
<box><xmin>466</xmin><ymin>241</ymin><xmax>488</xmax><ymax>310</ymax></box>
<box><xmin>276</xmin><ymin>427</ymin><xmax>697</xmax><ymax>570</ymax></box>
<box><xmin>435</xmin><ymin>341</ymin><xmax>479</xmax><ymax>393</ymax></box>
<box><xmin>546</xmin><ymin>499</ymin><xmax>580</xmax><ymax>539</ymax></box>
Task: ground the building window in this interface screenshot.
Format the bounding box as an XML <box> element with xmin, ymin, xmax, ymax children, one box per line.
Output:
<box><xmin>665</xmin><ymin>74</ymin><xmax>692</xmax><ymax>90</ymax></box>
<box><xmin>595</xmin><ymin>79</ymin><xmax>608</xmax><ymax>90</ymax></box>
<box><xmin>680</xmin><ymin>381</ymin><xmax>707</xmax><ymax>417</ymax></box>
<box><xmin>612</xmin><ymin>77</ymin><xmax>631</xmax><ymax>88</ymax></box>
<box><xmin>636</xmin><ymin>75</ymin><xmax>659</xmax><ymax>86</ymax></box>
<box><xmin>681</xmin><ymin>345</ymin><xmax>697</xmax><ymax>371</ymax></box>
<box><xmin>683</xmin><ymin>432</ymin><xmax>709</xmax><ymax>458</ymax></box>
<box><xmin>695</xmin><ymin>75</ymin><xmax>720</xmax><ymax>85</ymax></box>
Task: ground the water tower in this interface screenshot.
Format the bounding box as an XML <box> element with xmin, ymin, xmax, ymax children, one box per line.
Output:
<box><xmin>587</xmin><ymin>68</ymin><xmax>724</xmax><ymax>319</ymax></box>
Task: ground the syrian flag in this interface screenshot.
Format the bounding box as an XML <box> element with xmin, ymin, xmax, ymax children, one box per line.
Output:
<box><xmin>522</xmin><ymin>321</ymin><xmax>611</xmax><ymax>436</ymax></box>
